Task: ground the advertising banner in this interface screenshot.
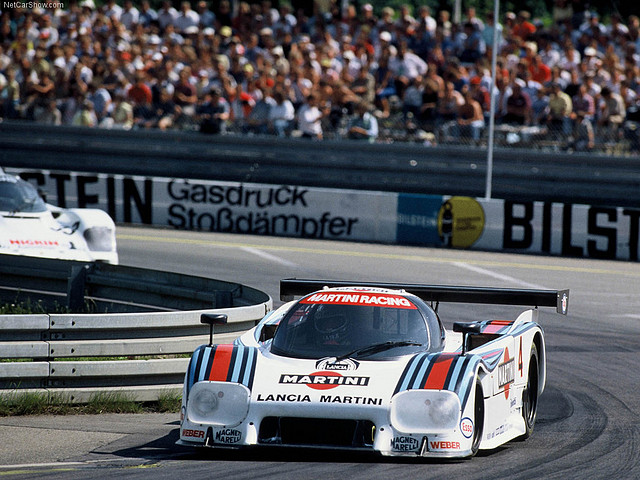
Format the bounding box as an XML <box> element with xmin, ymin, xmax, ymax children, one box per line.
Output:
<box><xmin>8</xmin><ymin>169</ymin><xmax>398</xmax><ymax>243</ymax></box>
<box><xmin>396</xmin><ymin>193</ymin><xmax>640</xmax><ymax>262</ymax></box>
<box><xmin>8</xmin><ymin>169</ymin><xmax>638</xmax><ymax>262</ymax></box>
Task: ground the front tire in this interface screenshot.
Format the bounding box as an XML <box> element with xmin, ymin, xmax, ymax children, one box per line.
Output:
<box><xmin>519</xmin><ymin>343</ymin><xmax>539</xmax><ymax>440</ymax></box>
<box><xmin>470</xmin><ymin>381</ymin><xmax>484</xmax><ymax>456</ymax></box>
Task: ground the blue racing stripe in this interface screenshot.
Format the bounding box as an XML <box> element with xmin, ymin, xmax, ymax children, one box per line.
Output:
<box><xmin>481</xmin><ymin>349</ymin><xmax>504</xmax><ymax>370</ymax></box>
<box><xmin>198</xmin><ymin>347</ymin><xmax>213</xmax><ymax>382</ymax></box>
<box><xmin>445</xmin><ymin>356</ymin><xmax>465</xmax><ymax>391</ymax></box>
<box><xmin>410</xmin><ymin>353</ymin><xmax>435</xmax><ymax>389</ymax></box>
<box><xmin>187</xmin><ymin>347</ymin><xmax>199</xmax><ymax>388</ymax></box>
<box><xmin>243</xmin><ymin>348</ymin><xmax>258</xmax><ymax>389</ymax></box>
<box><xmin>230</xmin><ymin>345</ymin><xmax>245</xmax><ymax>382</ymax></box>
<box><xmin>396</xmin><ymin>353</ymin><xmax>427</xmax><ymax>393</ymax></box>
<box><xmin>511</xmin><ymin>323</ymin><xmax>537</xmax><ymax>337</ymax></box>
<box><xmin>187</xmin><ymin>345</ymin><xmax>208</xmax><ymax>396</ymax></box>
<box><xmin>456</xmin><ymin>357</ymin><xmax>480</xmax><ymax>410</ymax></box>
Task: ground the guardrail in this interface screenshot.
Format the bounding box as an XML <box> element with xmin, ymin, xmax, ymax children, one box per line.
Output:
<box><xmin>0</xmin><ymin>255</ymin><xmax>269</xmax><ymax>313</ymax></box>
<box><xmin>1</xmin><ymin>121</ymin><xmax>638</xmax><ymax>208</ymax></box>
<box><xmin>0</xmin><ymin>255</ymin><xmax>272</xmax><ymax>403</ymax></box>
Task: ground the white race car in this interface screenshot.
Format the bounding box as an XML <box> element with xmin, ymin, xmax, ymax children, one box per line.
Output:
<box><xmin>178</xmin><ymin>279</ymin><xmax>569</xmax><ymax>458</ymax></box>
<box><xmin>0</xmin><ymin>172</ymin><xmax>118</xmax><ymax>264</ymax></box>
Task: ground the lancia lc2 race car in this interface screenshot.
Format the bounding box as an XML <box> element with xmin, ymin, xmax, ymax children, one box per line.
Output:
<box><xmin>0</xmin><ymin>172</ymin><xmax>118</xmax><ymax>264</ymax></box>
<box><xmin>178</xmin><ymin>278</ymin><xmax>569</xmax><ymax>458</ymax></box>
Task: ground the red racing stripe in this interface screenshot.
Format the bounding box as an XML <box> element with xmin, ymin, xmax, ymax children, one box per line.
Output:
<box><xmin>423</xmin><ymin>355</ymin><xmax>456</xmax><ymax>390</ymax></box>
<box><xmin>483</xmin><ymin>320</ymin><xmax>513</xmax><ymax>334</ymax></box>
<box><xmin>483</xmin><ymin>324</ymin><xmax>505</xmax><ymax>334</ymax></box>
<box><xmin>208</xmin><ymin>345</ymin><xmax>234</xmax><ymax>381</ymax></box>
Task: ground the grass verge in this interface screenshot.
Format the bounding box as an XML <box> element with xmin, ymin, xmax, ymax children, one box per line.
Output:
<box><xmin>1</xmin><ymin>300</ymin><xmax>185</xmax><ymax>416</ymax></box>
<box><xmin>0</xmin><ymin>390</ymin><xmax>182</xmax><ymax>416</ymax></box>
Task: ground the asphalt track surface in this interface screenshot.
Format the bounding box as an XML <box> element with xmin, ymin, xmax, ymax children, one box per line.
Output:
<box><xmin>1</xmin><ymin>225</ymin><xmax>640</xmax><ymax>479</ymax></box>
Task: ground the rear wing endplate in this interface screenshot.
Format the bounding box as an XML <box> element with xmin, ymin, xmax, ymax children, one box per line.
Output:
<box><xmin>280</xmin><ymin>278</ymin><xmax>569</xmax><ymax>315</ymax></box>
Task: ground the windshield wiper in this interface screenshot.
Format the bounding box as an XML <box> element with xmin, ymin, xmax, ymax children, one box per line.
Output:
<box><xmin>335</xmin><ymin>340</ymin><xmax>424</xmax><ymax>361</ymax></box>
<box><xmin>11</xmin><ymin>198</ymin><xmax>35</xmax><ymax>214</ymax></box>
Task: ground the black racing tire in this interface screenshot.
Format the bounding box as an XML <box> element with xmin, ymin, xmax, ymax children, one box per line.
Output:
<box><xmin>519</xmin><ymin>342</ymin><xmax>540</xmax><ymax>440</ymax></box>
<box><xmin>470</xmin><ymin>380</ymin><xmax>484</xmax><ymax>456</ymax></box>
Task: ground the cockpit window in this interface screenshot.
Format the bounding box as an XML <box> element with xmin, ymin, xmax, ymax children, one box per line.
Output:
<box><xmin>271</xmin><ymin>291</ymin><xmax>439</xmax><ymax>359</ymax></box>
<box><xmin>0</xmin><ymin>177</ymin><xmax>47</xmax><ymax>213</ymax></box>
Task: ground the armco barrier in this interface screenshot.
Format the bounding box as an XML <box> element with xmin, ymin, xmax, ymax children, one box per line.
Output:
<box><xmin>0</xmin><ymin>254</ymin><xmax>269</xmax><ymax>313</ymax></box>
<box><xmin>1</xmin><ymin>121</ymin><xmax>638</xmax><ymax>208</ymax></box>
<box><xmin>0</xmin><ymin>255</ymin><xmax>272</xmax><ymax>403</ymax></box>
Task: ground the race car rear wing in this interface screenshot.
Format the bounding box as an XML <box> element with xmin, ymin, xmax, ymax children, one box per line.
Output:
<box><xmin>280</xmin><ymin>278</ymin><xmax>569</xmax><ymax>315</ymax></box>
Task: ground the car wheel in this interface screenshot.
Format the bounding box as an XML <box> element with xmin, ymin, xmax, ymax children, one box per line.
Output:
<box><xmin>519</xmin><ymin>343</ymin><xmax>539</xmax><ymax>440</ymax></box>
<box><xmin>470</xmin><ymin>380</ymin><xmax>484</xmax><ymax>456</ymax></box>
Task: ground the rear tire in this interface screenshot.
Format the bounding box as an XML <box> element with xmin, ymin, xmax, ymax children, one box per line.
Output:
<box><xmin>519</xmin><ymin>343</ymin><xmax>539</xmax><ymax>440</ymax></box>
<box><xmin>470</xmin><ymin>381</ymin><xmax>484</xmax><ymax>456</ymax></box>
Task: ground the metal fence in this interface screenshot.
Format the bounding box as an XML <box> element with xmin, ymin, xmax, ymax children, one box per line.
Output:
<box><xmin>424</xmin><ymin>118</ymin><xmax>639</xmax><ymax>156</ymax></box>
<box><xmin>0</xmin><ymin>255</ymin><xmax>272</xmax><ymax>403</ymax></box>
<box><xmin>209</xmin><ymin>109</ymin><xmax>639</xmax><ymax>156</ymax></box>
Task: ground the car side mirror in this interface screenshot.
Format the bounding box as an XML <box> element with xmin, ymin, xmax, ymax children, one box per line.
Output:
<box><xmin>259</xmin><ymin>324</ymin><xmax>278</xmax><ymax>343</ymax></box>
<box><xmin>201</xmin><ymin>313</ymin><xmax>228</xmax><ymax>346</ymax></box>
<box><xmin>453</xmin><ymin>322</ymin><xmax>482</xmax><ymax>355</ymax></box>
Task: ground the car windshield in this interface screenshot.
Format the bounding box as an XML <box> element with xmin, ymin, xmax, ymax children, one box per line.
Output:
<box><xmin>0</xmin><ymin>177</ymin><xmax>47</xmax><ymax>213</ymax></box>
<box><xmin>271</xmin><ymin>291</ymin><xmax>436</xmax><ymax>359</ymax></box>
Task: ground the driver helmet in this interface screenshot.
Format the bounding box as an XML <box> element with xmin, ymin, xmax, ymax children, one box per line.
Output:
<box><xmin>313</xmin><ymin>306</ymin><xmax>349</xmax><ymax>345</ymax></box>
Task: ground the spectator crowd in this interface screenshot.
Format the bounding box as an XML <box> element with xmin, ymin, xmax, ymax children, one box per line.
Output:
<box><xmin>0</xmin><ymin>0</ymin><xmax>639</xmax><ymax>151</ymax></box>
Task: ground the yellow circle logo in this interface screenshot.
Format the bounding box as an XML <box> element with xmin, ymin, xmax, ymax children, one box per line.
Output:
<box><xmin>437</xmin><ymin>197</ymin><xmax>485</xmax><ymax>248</ymax></box>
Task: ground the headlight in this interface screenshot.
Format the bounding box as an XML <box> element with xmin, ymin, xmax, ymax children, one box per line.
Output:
<box><xmin>187</xmin><ymin>382</ymin><xmax>250</xmax><ymax>427</ymax></box>
<box><xmin>390</xmin><ymin>390</ymin><xmax>461</xmax><ymax>433</ymax></box>
<box><xmin>191</xmin><ymin>387</ymin><xmax>218</xmax><ymax>418</ymax></box>
<box><xmin>83</xmin><ymin>227</ymin><xmax>115</xmax><ymax>252</ymax></box>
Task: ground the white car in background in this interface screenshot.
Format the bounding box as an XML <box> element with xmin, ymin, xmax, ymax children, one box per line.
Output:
<box><xmin>0</xmin><ymin>172</ymin><xmax>118</xmax><ymax>264</ymax></box>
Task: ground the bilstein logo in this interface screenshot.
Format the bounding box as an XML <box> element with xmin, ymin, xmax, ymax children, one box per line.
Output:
<box><xmin>279</xmin><ymin>372</ymin><xmax>370</xmax><ymax>390</ymax></box>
